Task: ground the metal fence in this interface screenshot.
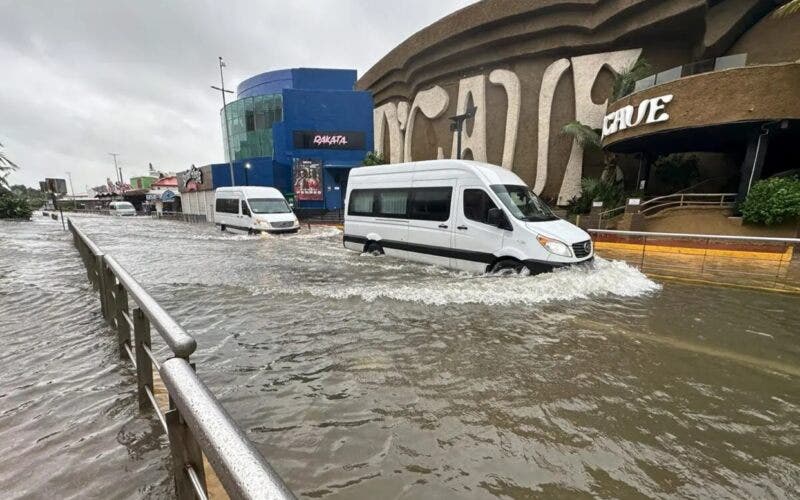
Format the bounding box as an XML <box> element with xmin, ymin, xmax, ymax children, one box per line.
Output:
<box><xmin>637</xmin><ymin>192</ymin><xmax>737</xmax><ymax>216</ymax></box>
<box><xmin>152</xmin><ymin>212</ymin><xmax>209</xmax><ymax>224</ymax></box>
<box><xmin>590</xmin><ymin>229</ymin><xmax>800</xmax><ymax>293</ymax></box>
<box><xmin>68</xmin><ymin>219</ymin><xmax>295</xmax><ymax>500</ymax></box>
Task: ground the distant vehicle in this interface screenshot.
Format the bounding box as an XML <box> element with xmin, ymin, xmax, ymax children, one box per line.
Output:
<box><xmin>343</xmin><ymin>160</ymin><xmax>593</xmax><ymax>274</ymax></box>
<box><xmin>109</xmin><ymin>201</ymin><xmax>136</xmax><ymax>217</ymax></box>
<box><xmin>214</xmin><ymin>186</ymin><xmax>299</xmax><ymax>234</ymax></box>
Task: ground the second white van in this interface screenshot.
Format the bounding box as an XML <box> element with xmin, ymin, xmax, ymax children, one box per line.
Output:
<box><xmin>109</xmin><ymin>201</ymin><xmax>136</xmax><ymax>216</ymax></box>
<box><xmin>214</xmin><ymin>186</ymin><xmax>300</xmax><ymax>234</ymax></box>
<box><xmin>343</xmin><ymin>160</ymin><xmax>593</xmax><ymax>274</ymax></box>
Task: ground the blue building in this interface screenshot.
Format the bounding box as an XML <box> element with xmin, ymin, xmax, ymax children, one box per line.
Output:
<box><xmin>182</xmin><ymin>68</ymin><xmax>373</xmax><ymax>217</ymax></box>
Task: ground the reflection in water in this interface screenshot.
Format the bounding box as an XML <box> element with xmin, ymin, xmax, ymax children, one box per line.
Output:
<box><xmin>1</xmin><ymin>214</ymin><xmax>799</xmax><ymax>499</ymax></box>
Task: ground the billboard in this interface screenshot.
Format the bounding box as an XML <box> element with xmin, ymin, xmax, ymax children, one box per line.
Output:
<box><xmin>41</xmin><ymin>178</ymin><xmax>67</xmax><ymax>194</ymax></box>
<box><xmin>292</xmin><ymin>159</ymin><xmax>323</xmax><ymax>201</ymax></box>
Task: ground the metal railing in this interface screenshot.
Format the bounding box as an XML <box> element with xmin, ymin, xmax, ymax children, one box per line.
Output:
<box><xmin>590</xmin><ymin>229</ymin><xmax>800</xmax><ymax>293</ymax></box>
<box><xmin>637</xmin><ymin>192</ymin><xmax>736</xmax><ymax>216</ymax></box>
<box><xmin>68</xmin><ymin>219</ymin><xmax>295</xmax><ymax>500</ymax></box>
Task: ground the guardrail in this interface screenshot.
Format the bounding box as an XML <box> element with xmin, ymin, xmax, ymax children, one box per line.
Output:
<box><xmin>589</xmin><ymin>229</ymin><xmax>800</xmax><ymax>293</ymax></box>
<box><xmin>637</xmin><ymin>192</ymin><xmax>736</xmax><ymax>216</ymax></box>
<box><xmin>152</xmin><ymin>212</ymin><xmax>209</xmax><ymax>224</ymax></box>
<box><xmin>68</xmin><ymin>219</ymin><xmax>295</xmax><ymax>500</ymax></box>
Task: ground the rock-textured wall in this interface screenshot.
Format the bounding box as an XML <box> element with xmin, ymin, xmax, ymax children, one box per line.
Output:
<box><xmin>357</xmin><ymin>0</ymin><xmax>785</xmax><ymax>203</ymax></box>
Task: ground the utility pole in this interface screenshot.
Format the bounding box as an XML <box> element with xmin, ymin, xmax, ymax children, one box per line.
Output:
<box><xmin>449</xmin><ymin>105</ymin><xmax>477</xmax><ymax>160</ymax></box>
<box><xmin>211</xmin><ymin>56</ymin><xmax>236</xmax><ymax>186</ymax></box>
<box><xmin>109</xmin><ymin>153</ymin><xmax>120</xmax><ymax>183</ymax></box>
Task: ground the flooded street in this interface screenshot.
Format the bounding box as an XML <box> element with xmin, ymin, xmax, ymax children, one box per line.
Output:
<box><xmin>2</xmin><ymin>214</ymin><xmax>799</xmax><ymax>499</ymax></box>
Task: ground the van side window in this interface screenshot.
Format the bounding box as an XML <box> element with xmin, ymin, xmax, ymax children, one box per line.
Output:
<box><xmin>348</xmin><ymin>190</ymin><xmax>375</xmax><ymax>216</ymax></box>
<box><xmin>463</xmin><ymin>189</ymin><xmax>498</xmax><ymax>224</ymax></box>
<box><xmin>241</xmin><ymin>200</ymin><xmax>250</xmax><ymax>216</ymax></box>
<box><xmin>377</xmin><ymin>190</ymin><xmax>409</xmax><ymax>217</ymax></box>
<box><xmin>215</xmin><ymin>198</ymin><xmax>238</xmax><ymax>214</ymax></box>
<box><xmin>410</xmin><ymin>187</ymin><xmax>452</xmax><ymax>221</ymax></box>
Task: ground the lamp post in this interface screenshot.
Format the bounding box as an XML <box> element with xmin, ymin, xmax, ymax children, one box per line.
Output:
<box><xmin>244</xmin><ymin>162</ymin><xmax>251</xmax><ymax>186</ymax></box>
<box><xmin>65</xmin><ymin>171</ymin><xmax>75</xmax><ymax>199</ymax></box>
<box><xmin>211</xmin><ymin>56</ymin><xmax>236</xmax><ymax>187</ymax></box>
<box><xmin>109</xmin><ymin>152</ymin><xmax>120</xmax><ymax>183</ymax></box>
<box><xmin>448</xmin><ymin>105</ymin><xmax>477</xmax><ymax>160</ymax></box>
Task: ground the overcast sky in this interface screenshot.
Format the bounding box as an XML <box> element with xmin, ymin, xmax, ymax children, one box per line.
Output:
<box><xmin>0</xmin><ymin>0</ymin><xmax>475</xmax><ymax>192</ymax></box>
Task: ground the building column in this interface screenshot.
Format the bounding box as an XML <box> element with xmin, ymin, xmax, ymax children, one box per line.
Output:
<box><xmin>736</xmin><ymin>127</ymin><xmax>771</xmax><ymax>205</ymax></box>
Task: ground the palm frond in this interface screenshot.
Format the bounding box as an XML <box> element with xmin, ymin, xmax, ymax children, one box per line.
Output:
<box><xmin>775</xmin><ymin>0</ymin><xmax>800</xmax><ymax>17</ymax></box>
<box><xmin>612</xmin><ymin>58</ymin><xmax>652</xmax><ymax>100</ymax></box>
<box><xmin>561</xmin><ymin>121</ymin><xmax>602</xmax><ymax>150</ymax></box>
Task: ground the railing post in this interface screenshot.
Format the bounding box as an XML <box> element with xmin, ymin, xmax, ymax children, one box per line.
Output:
<box><xmin>166</xmin><ymin>408</ymin><xmax>208</xmax><ymax>500</ymax></box>
<box><xmin>115</xmin><ymin>283</ymin><xmax>131</xmax><ymax>359</ymax></box>
<box><xmin>133</xmin><ymin>307</ymin><xmax>153</xmax><ymax>411</ymax></box>
<box><xmin>96</xmin><ymin>254</ymin><xmax>109</xmax><ymax>319</ymax></box>
<box><xmin>103</xmin><ymin>261</ymin><xmax>117</xmax><ymax>326</ymax></box>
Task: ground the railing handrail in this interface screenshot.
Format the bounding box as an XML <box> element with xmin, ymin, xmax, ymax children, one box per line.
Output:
<box><xmin>103</xmin><ymin>255</ymin><xmax>197</xmax><ymax>358</ymax></box>
<box><xmin>589</xmin><ymin>228</ymin><xmax>800</xmax><ymax>244</ymax></box>
<box><xmin>161</xmin><ymin>358</ymin><xmax>296</xmax><ymax>500</ymax></box>
<box><xmin>639</xmin><ymin>192</ymin><xmax>736</xmax><ymax>208</ymax></box>
<box><xmin>68</xmin><ymin>219</ymin><xmax>295</xmax><ymax>499</ymax></box>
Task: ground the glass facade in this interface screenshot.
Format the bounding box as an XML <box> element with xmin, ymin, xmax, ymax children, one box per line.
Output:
<box><xmin>221</xmin><ymin>93</ymin><xmax>283</xmax><ymax>161</ymax></box>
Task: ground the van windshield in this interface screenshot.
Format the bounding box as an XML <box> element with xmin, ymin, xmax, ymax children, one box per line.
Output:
<box><xmin>248</xmin><ymin>198</ymin><xmax>291</xmax><ymax>214</ymax></box>
<box><xmin>490</xmin><ymin>185</ymin><xmax>557</xmax><ymax>221</ymax></box>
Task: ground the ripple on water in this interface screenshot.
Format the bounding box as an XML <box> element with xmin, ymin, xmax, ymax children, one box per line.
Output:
<box><xmin>2</xmin><ymin>214</ymin><xmax>799</xmax><ymax>499</ymax></box>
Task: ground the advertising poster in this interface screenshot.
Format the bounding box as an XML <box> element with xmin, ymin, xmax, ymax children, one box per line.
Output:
<box><xmin>292</xmin><ymin>159</ymin><xmax>323</xmax><ymax>201</ymax></box>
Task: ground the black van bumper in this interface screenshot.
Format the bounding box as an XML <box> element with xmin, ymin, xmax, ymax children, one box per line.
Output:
<box><xmin>523</xmin><ymin>256</ymin><xmax>595</xmax><ymax>274</ymax></box>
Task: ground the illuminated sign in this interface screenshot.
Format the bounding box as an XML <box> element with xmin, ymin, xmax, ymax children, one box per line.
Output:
<box><xmin>293</xmin><ymin>131</ymin><xmax>365</xmax><ymax>150</ymax></box>
<box><xmin>602</xmin><ymin>94</ymin><xmax>673</xmax><ymax>138</ymax></box>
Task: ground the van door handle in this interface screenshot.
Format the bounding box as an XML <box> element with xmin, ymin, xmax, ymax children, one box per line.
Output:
<box><xmin>457</xmin><ymin>225</ymin><xmax>468</xmax><ymax>230</ymax></box>
<box><xmin>438</xmin><ymin>224</ymin><xmax>448</xmax><ymax>229</ymax></box>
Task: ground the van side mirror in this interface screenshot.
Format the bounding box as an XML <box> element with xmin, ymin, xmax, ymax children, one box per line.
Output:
<box><xmin>487</xmin><ymin>207</ymin><xmax>510</xmax><ymax>230</ymax></box>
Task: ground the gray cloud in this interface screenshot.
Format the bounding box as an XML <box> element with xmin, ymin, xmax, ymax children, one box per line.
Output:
<box><xmin>0</xmin><ymin>0</ymin><xmax>475</xmax><ymax>191</ymax></box>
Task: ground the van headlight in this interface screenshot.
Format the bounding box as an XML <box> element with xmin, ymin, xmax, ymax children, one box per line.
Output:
<box><xmin>536</xmin><ymin>235</ymin><xmax>572</xmax><ymax>257</ymax></box>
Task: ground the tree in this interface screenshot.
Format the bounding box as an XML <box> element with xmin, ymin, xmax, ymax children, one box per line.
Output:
<box><xmin>0</xmin><ymin>141</ymin><xmax>19</xmax><ymax>190</ymax></box>
<box><xmin>363</xmin><ymin>151</ymin><xmax>388</xmax><ymax>166</ymax></box>
<box><xmin>611</xmin><ymin>58</ymin><xmax>651</xmax><ymax>100</ymax></box>
<box><xmin>560</xmin><ymin>121</ymin><xmax>602</xmax><ymax>150</ymax></box>
<box><xmin>775</xmin><ymin>0</ymin><xmax>800</xmax><ymax>16</ymax></box>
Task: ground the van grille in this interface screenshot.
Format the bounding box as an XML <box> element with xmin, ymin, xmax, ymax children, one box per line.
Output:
<box><xmin>271</xmin><ymin>221</ymin><xmax>295</xmax><ymax>229</ymax></box>
<box><xmin>572</xmin><ymin>240</ymin><xmax>592</xmax><ymax>258</ymax></box>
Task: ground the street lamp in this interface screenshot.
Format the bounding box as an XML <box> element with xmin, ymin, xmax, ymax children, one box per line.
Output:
<box><xmin>109</xmin><ymin>152</ymin><xmax>120</xmax><ymax>183</ymax></box>
<box><xmin>244</xmin><ymin>162</ymin><xmax>251</xmax><ymax>186</ymax></box>
<box><xmin>211</xmin><ymin>56</ymin><xmax>236</xmax><ymax>187</ymax></box>
<box><xmin>449</xmin><ymin>105</ymin><xmax>477</xmax><ymax>160</ymax></box>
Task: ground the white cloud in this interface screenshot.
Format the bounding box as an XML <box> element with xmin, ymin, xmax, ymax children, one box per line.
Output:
<box><xmin>0</xmin><ymin>0</ymin><xmax>476</xmax><ymax>191</ymax></box>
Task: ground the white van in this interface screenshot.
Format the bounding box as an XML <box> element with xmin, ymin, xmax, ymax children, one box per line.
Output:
<box><xmin>214</xmin><ymin>186</ymin><xmax>299</xmax><ymax>234</ymax></box>
<box><xmin>109</xmin><ymin>201</ymin><xmax>136</xmax><ymax>216</ymax></box>
<box><xmin>343</xmin><ymin>160</ymin><xmax>593</xmax><ymax>274</ymax></box>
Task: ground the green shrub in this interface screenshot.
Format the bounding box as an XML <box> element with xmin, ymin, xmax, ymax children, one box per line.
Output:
<box><xmin>741</xmin><ymin>176</ymin><xmax>800</xmax><ymax>225</ymax></box>
<box><xmin>363</xmin><ymin>151</ymin><xmax>388</xmax><ymax>166</ymax></box>
<box><xmin>0</xmin><ymin>191</ymin><xmax>33</xmax><ymax>219</ymax></box>
<box><xmin>566</xmin><ymin>177</ymin><xmax>625</xmax><ymax>215</ymax></box>
<box><xmin>653</xmin><ymin>154</ymin><xmax>700</xmax><ymax>192</ymax></box>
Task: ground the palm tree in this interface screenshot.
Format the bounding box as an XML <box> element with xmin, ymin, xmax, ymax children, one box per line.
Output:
<box><xmin>0</xmin><ymin>141</ymin><xmax>19</xmax><ymax>190</ymax></box>
<box><xmin>775</xmin><ymin>0</ymin><xmax>800</xmax><ymax>16</ymax></box>
<box><xmin>561</xmin><ymin>121</ymin><xmax>602</xmax><ymax>150</ymax></box>
<box><xmin>611</xmin><ymin>58</ymin><xmax>651</xmax><ymax>100</ymax></box>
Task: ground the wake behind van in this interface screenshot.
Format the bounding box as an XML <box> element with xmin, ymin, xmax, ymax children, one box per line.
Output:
<box><xmin>214</xmin><ymin>186</ymin><xmax>299</xmax><ymax>234</ymax></box>
<box><xmin>343</xmin><ymin>160</ymin><xmax>593</xmax><ymax>274</ymax></box>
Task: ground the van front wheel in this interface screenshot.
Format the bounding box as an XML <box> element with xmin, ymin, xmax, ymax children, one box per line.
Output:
<box><xmin>220</xmin><ymin>225</ymin><xmax>226</xmax><ymax>232</ymax></box>
<box><xmin>490</xmin><ymin>258</ymin><xmax>526</xmax><ymax>276</ymax></box>
<box><xmin>365</xmin><ymin>242</ymin><xmax>384</xmax><ymax>256</ymax></box>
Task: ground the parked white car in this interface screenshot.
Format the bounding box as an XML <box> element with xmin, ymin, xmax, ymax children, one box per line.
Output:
<box><xmin>109</xmin><ymin>201</ymin><xmax>136</xmax><ymax>217</ymax></box>
<box><xmin>343</xmin><ymin>159</ymin><xmax>593</xmax><ymax>274</ymax></box>
<box><xmin>214</xmin><ymin>186</ymin><xmax>300</xmax><ymax>234</ymax></box>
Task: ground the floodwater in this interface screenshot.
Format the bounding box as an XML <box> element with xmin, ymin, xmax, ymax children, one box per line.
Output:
<box><xmin>1</xmin><ymin>214</ymin><xmax>799</xmax><ymax>499</ymax></box>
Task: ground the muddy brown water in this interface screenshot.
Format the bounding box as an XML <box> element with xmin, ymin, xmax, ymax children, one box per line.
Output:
<box><xmin>1</xmin><ymin>214</ymin><xmax>798</xmax><ymax>499</ymax></box>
